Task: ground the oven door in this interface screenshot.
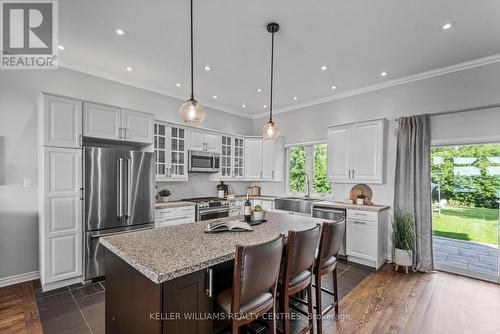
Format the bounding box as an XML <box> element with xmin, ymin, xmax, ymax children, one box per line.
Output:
<box><xmin>199</xmin><ymin>208</ymin><xmax>230</xmax><ymax>221</ymax></box>
<box><xmin>189</xmin><ymin>151</ymin><xmax>220</xmax><ymax>172</ymax></box>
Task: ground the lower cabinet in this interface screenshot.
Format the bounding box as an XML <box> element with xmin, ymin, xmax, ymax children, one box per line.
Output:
<box><xmin>155</xmin><ymin>206</ymin><xmax>195</xmax><ymax>228</ymax></box>
<box><xmin>345</xmin><ymin>209</ymin><xmax>388</xmax><ymax>269</ymax></box>
<box><xmin>39</xmin><ymin>147</ymin><xmax>83</xmax><ymax>290</ymax></box>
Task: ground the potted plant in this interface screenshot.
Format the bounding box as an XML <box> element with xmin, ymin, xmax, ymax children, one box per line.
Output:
<box><xmin>391</xmin><ymin>208</ymin><xmax>415</xmax><ymax>273</ymax></box>
<box><xmin>158</xmin><ymin>189</ymin><xmax>171</xmax><ymax>203</ymax></box>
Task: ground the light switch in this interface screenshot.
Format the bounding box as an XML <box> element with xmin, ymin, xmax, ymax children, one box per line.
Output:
<box><xmin>23</xmin><ymin>177</ymin><xmax>32</xmax><ymax>188</ymax></box>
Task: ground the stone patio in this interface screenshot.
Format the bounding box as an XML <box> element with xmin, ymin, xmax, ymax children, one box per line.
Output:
<box><xmin>433</xmin><ymin>236</ymin><xmax>499</xmax><ymax>275</ymax></box>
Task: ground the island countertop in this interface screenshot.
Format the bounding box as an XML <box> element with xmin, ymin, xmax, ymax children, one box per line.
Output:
<box><xmin>100</xmin><ymin>212</ymin><xmax>323</xmax><ymax>284</ymax></box>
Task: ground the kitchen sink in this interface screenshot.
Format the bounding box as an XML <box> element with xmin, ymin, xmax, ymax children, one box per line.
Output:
<box><xmin>274</xmin><ymin>197</ymin><xmax>322</xmax><ymax>215</ymax></box>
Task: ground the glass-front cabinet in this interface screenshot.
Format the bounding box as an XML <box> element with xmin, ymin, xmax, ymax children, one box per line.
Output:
<box><xmin>219</xmin><ymin>135</ymin><xmax>244</xmax><ymax>179</ymax></box>
<box><xmin>154</xmin><ymin>121</ymin><xmax>188</xmax><ymax>181</ymax></box>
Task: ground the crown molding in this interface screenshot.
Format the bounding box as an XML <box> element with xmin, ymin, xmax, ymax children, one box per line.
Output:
<box><xmin>59</xmin><ymin>62</ymin><xmax>254</xmax><ymax>119</ymax></box>
<box><xmin>252</xmin><ymin>53</ymin><xmax>500</xmax><ymax>119</ymax></box>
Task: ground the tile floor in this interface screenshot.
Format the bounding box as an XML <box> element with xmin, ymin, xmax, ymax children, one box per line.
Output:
<box><xmin>433</xmin><ymin>236</ymin><xmax>499</xmax><ymax>275</ymax></box>
<box><xmin>34</xmin><ymin>260</ymin><xmax>373</xmax><ymax>334</ymax></box>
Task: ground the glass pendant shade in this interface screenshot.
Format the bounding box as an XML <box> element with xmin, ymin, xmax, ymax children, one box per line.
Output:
<box><xmin>261</xmin><ymin>120</ymin><xmax>280</xmax><ymax>140</ymax></box>
<box><xmin>179</xmin><ymin>98</ymin><xmax>205</xmax><ymax>123</ymax></box>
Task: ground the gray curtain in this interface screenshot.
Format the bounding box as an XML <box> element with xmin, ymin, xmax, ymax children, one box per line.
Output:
<box><xmin>394</xmin><ymin>114</ymin><xmax>434</xmax><ymax>272</ymax></box>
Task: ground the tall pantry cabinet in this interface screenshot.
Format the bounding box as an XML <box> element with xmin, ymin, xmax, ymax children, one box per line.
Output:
<box><xmin>38</xmin><ymin>93</ymin><xmax>83</xmax><ymax>291</ymax></box>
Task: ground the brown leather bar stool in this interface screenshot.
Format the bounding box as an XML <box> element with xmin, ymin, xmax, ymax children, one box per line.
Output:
<box><xmin>279</xmin><ymin>225</ymin><xmax>321</xmax><ymax>334</ymax></box>
<box><xmin>314</xmin><ymin>219</ymin><xmax>346</xmax><ymax>334</ymax></box>
<box><xmin>216</xmin><ymin>235</ymin><xmax>285</xmax><ymax>334</ymax></box>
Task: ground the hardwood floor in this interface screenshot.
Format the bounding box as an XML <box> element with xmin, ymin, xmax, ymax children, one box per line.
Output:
<box><xmin>1</xmin><ymin>263</ymin><xmax>499</xmax><ymax>334</ymax></box>
<box><xmin>327</xmin><ymin>264</ymin><xmax>500</xmax><ymax>334</ymax></box>
<box><xmin>0</xmin><ymin>281</ymin><xmax>42</xmax><ymax>334</ymax></box>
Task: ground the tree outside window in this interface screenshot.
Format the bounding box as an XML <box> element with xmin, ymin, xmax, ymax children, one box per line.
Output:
<box><xmin>288</xmin><ymin>143</ymin><xmax>331</xmax><ymax>195</ymax></box>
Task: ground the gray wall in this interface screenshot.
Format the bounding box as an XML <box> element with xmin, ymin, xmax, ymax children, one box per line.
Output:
<box><xmin>0</xmin><ymin>67</ymin><xmax>252</xmax><ymax>282</ymax></box>
<box><xmin>252</xmin><ymin>62</ymin><xmax>500</xmax><ymax>205</ymax></box>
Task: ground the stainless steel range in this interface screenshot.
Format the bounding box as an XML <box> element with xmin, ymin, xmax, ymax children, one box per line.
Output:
<box><xmin>183</xmin><ymin>197</ymin><xmax>230</xmax><ymax>221</ymax></box>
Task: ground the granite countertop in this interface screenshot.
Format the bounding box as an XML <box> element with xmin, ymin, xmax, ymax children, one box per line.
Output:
<box><xmin>100</xmin><ymin>212</ymin><xmax>321</xmax><ymax>284</ymax></box>
<box><xmin>229</xmin><ymin>195</ymin><xmax>276</xmax><ymax>200</ymax></box>
<box><xmin>155</xmin><ymin>201</ymin><xmax>196</xmax><ymax>209</ymax></box>
<box><xmin>313</xmin><ymin>200</ymin><xmax>390</xmax><ymax>212</ymax></box>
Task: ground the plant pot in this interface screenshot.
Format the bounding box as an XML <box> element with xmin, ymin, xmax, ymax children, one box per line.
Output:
<box><xmin>394</xmin><ymin>248</ymin><xmax>412</xmax><ymax>267</ymax></box>
<box><xmin>160</xmin><ymin>196</ymin><xmax>170</xmax><ymax>203</ymax></box>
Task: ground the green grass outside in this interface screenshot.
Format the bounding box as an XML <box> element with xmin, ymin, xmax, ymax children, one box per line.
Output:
<box><xmin>432</xmin><ymin>206</ymin><xmax>499</xmax><ymax>245</ymax></box>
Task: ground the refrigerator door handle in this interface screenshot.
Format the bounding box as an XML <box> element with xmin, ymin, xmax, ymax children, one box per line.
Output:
<box><xmin>127</xmin><ymin>159</ymin><xmax>132</xmax><ymax>218</ymax></box>
<box><xmin>118</xmin><ymin>158</ymin><xmax>123</xmax><ymax>218</ymax></box>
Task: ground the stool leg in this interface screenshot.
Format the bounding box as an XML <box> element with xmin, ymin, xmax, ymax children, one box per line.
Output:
<box><xmin>315</xmin><ymin>274</ymin><xmax>323</xmax><ymax>334</ymax></box>
<box><xmin>269</xmin><ymin>301</ymin><xmax>277</xmax><ymax>334</ymax></box>
<box><xmin>306</xmin><ymin>282</ymin><xmax>314</xmax><ymax>333</ymax></box>
<box><xmin>395</xmin><ymin>264</ymin><xmax>399</xmax><ymax>272</ymax></box>
<box><xmin>282</xmin><ymin>292</ymin><xmax>290</xmax><ymax>334</ymax></box>
<box><xmin>332</xmin><ymin>267</ymin><xmax>339</xmax><ymax>316</ymax></box>
<box><xmin>231</xmin><ymin>320</ymin><xmax>238</xmax><ymax>334</ymax></box>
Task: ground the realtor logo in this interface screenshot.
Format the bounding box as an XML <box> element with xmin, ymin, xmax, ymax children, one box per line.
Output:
<box><xmin>1</xmin><ymin>0</ymin><xmax>58</xmax><ymax>69</ymax></box>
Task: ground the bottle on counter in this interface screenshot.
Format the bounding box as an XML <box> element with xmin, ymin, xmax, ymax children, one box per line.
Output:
<box><xmin>244</xmin><ymin>194</ymin><xmax>252</xmax><ymax>222</ymax></box>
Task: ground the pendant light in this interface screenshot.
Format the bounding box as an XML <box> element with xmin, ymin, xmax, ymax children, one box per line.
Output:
<box><xmin>261</xmin><ymin>23</ymin><xmax>280</xmax><ymax>140</ymax></box>
<box><xmin>179</xmin><ymin>0</ymin><xmax>205</xmax><ymax>123</ymax></box>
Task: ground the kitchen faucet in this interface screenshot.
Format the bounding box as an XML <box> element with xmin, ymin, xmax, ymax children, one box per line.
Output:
<box><xmin>304</xmin><ymin>173</ymin><xmax>310</xmax><ymax>198</ymax></box>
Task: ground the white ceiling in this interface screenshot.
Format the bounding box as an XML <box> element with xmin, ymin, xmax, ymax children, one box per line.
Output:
<box><xmin>58</xmin><ymin>0</ymin><xmax>500</xmax><ymax>118</ymax></box>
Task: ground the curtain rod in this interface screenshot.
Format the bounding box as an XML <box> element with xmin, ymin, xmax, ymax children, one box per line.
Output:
<box><xmin>394</xmin><ymin>102</ymin><xmax>500</xmax><ymax>122</ymax></box>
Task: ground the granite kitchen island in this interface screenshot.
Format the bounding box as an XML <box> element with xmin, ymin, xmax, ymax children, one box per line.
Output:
<box><xmin>100</xmin><ymin>212</ymin><xmax>324</xmax><ymax>334</ymax></box>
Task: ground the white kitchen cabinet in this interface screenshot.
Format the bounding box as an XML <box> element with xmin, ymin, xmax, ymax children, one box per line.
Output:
<box><xmin>121</xmin><ymin>109</ymin><xmax>154</xmax><ymax>143</ymax></box>
<box><xmin>83</xmin><ymin>102</ymin><xmax>121</xmax><ymax>140</ymax></box>
<box><xmin>154</xmin><ymin>122</ymin><xmax>188</xmax><ymax>181</ymax></box>
<box><xmin>345</xmin><ymin>209</ymin><xmax>388</xmax><ymax>269</ymax></box>
<box><xmin>188</xmin><ymin>129</ymin><xmax>220</xmax><ymax>153</ymax></box>
<box><xmin>39</xmin><ymin>147</ymin><xmax>82</xmax><ymax>289</ymax></box>
<box><xmin>214</xmin><ymin>135</ymin><xmax>245</xmax><ymax>180</ymax></box>
<box><xmin>327</xmin><ymin>118</ymin><xmax>386</xmax><ymax>184</ymax></box>
<box><xmin>83</xmin><ymin>103</ymin><xmax>153</xmax><ymax>144</ymax></box>
<box><xmin>40</xmin><ymin>94</ymin><xmax>82</xmax><ymax>148</ymax></box>
<box><xmin>244</xmin><ymin>138</ymin><xmax>263</xmax><ymax>179</ymax></box>
<box><xmin>155</xmin><ymin>206</ymin><xmax>195</xmax><ymax>227</ymax></box>
<box><xmin>262</xmin><ymin>139</ymin><xmax>275</xmax><ymax>179</ymax></box>
<box><xmin>244</xmin><ymin>137</ymin><xmax>283</xmax><ymax>181</ymax></box>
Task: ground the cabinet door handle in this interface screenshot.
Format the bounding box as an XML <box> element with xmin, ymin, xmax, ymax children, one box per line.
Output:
<box><xmin>272</xmin><ymin>171</ymin><xmax>274</xmax><ymax>179</ymax></box>
<box><xmin>352</xmin><ymin>169</ymin><xmax>355</xmax><ymax>179</ymax></box>
<box><xmin>351</xmin><ymin>220</ymin><xmax>367</xmax><ymax>225</ymax></box>
<box><xmin>79</xmin><ymin>134</ymin><xmax>82</xmax><ymax>147</ymax></box>
<box><xmin>80</xmin><ymin>187</ymin><xmax>84</xmax><ymax>200</ymax></box>
<box><xmin>206</xmin><ymin>268</ymin><xmax>213</xmax><ymax>297</ymax></box>
<box><xmin>348</xmin><ymin>169</ymin><xmax>351</xmax><ymax>179</ymax></box>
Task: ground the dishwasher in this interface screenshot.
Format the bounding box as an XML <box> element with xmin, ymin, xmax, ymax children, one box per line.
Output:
<box><xmin>312</xmin><ymin>206</ymin><xmax>347</xmax><ymax>259</ymax></box>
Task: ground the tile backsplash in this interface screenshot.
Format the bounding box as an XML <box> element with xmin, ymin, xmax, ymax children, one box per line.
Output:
<box><xmin>156</xmin><ymin>173</ymin><xmax>251</xmax><ymax>200</ymax></box>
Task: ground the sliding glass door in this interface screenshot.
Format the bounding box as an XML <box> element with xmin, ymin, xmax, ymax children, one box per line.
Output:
<box><xmin>431</xmin><ymin>144</ymin><xmax>500</xmax><ymax>282</ymax></box>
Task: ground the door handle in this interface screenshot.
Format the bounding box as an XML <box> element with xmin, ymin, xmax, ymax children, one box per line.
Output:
<box><xmin>127</xmin><ymin>159</ymin><xmax>132</xmax><ymax>218</ymax></box>
<box><xmin>80</xmin><ymin>187</ymin><xmax>84</xmax><ymax>201</ymax></box>
<box><xmin>352</xmin><ymin>169</ymin><xmax>355</xmax><ymax>179</ymax></box>
<box><xmin>117</xmin><ymin>159</ymin><xmax>123</xmax><ymax>218</ymax></box>
<box><xmin>348</xmin><ymin>169</ymin><xmax>351</xmax><ymax>179</ymax></box>
<box><xmin>89</xmin><ymin>226</ymin><xmax>153</xmax><ymax>238</ymax></box>
<box><xmin>206</xmin><ymin>268</ymin><xmax>213</xmax><ymax>297</ymax></box>
<box><xmin>79</xmin><ymin>134</ymin><xmax>82</xmax><ymax>147</ymax></box>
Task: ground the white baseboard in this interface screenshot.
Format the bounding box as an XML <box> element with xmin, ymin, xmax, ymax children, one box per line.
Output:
<box><xmin>0</xmin><ymin>271</ymin><xmax>39</xmax><ymax>288</ymax></box>
<box><xmin>41</xmin><ymin>277</ymin><xmax>83</xmax><ymax>292</ymax></box>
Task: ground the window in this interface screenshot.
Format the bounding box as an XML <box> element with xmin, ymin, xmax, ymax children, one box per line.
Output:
<box><xmin>287</xmin><ymin>143</ymin><xmax>331</xmax><ymax>195</ymax></box>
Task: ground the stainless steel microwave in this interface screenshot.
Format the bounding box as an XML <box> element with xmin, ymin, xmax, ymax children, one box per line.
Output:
<box><xmin>188</xmin><ymin>150</ymin><xmax>220</xmax><ymax>172</ymax></box>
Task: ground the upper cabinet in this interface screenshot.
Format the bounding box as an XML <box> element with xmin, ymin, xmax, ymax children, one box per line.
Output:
<box><xmin>83</xmin><ymin>103</ymin><xmax>121</xmax><ymax>140</ymax></box>
<box><xmin>217</xmin><ymin>135</ymin><xmax>245</xmax><ymax>180</ymax></box>
<box><xmin>121</xmin><ymin>109</ymin><xmax>154</xmax><ymax>143</ymax></box>
<box><xmin>188</xmin><ymin>129</ymin><xmax>221</xmax><ymax>153</ymax></box>
<box><xmin>244</xmin><ymin>137</ymin><xmax>284</xmax><ymax>181</ymax></box>
<box><xmin>40</xmin><ymin>94</ymin><xmax>82</xmax><ymax>148</ymax></box>
<box><xmin>83</xmin><ymin>103</ymin><xmax>153</xmax><ymax>144</ymax></box>
<box><xmin>154</xmin><ymin>122</ymin><xmax>188</xmax><ymax>182</ymax></box>
<box><xmin>327</xmin><ymin>118</ymin><xmax>386</xmax><ymax>184</ymax></box>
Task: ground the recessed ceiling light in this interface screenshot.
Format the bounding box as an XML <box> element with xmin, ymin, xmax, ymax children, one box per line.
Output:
<box><xmin>321</xmin><ymin>65</ymin><xmax>328</xmax><ymax>71</ymax></box>
<box><xmin>242</xmin><ymin>104</ymin><xmax>246</xmax><ymax>108</ymax></box>
<box><xmin>380</xmin><ymin>71</ymin><xmax>388</xmax><ymax>77</ymax></box>
<box><xmin>57</xmin><ymin>45</ymin><xmax>65</xmax><ymax>50</ymax></box>
<box><xmin>331</xmin><ymin>85</ymin><xmax>337</xmax><ymax>90</ymax></box>
<box><xmin>212</xmin><ymin>95</ymin><xmax>218</xmax><ymax>99</ymax></box>
<box><xmin>263</xmin><ymin>105</ymin><xmax>267</xmax><ymax>109</ymax></box>
<box><xmin>175</xmin><ymin>83</ymin><xmax>181</xmax><ymax>87</ymax></box>
<box><xmin>115</xmin><ymin>28</ymin><xmax>126</xmax><ymax>36</ymax></box>
<box><xmin>204</xmin><ymin>65</ymin><xmax>211</xmax><ymax>71</ymax></box>
<box><xmin>442</xmin><ymin>22</ymin><xmax>454</xmax><ymax>30</ymax></box>
<box><xmin>293</xmin><ymin>96</ymin><xmax>298</xmax><ymax>101</ymax></box>
<box><xmin>125</xmin><ymin>67</ymin><xmax>133</xmax><ymax>72</ymax></box>
<box><xmin>257</xmin><ymin>88</ymin><xmax>262</xmax><ymax>93</ymax></box>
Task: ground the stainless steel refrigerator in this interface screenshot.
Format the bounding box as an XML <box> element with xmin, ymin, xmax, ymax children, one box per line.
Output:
<box><xmin>83</xmin><ymin>146</ymin><xmax>154</xmax><ymax>281</ymax></box>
